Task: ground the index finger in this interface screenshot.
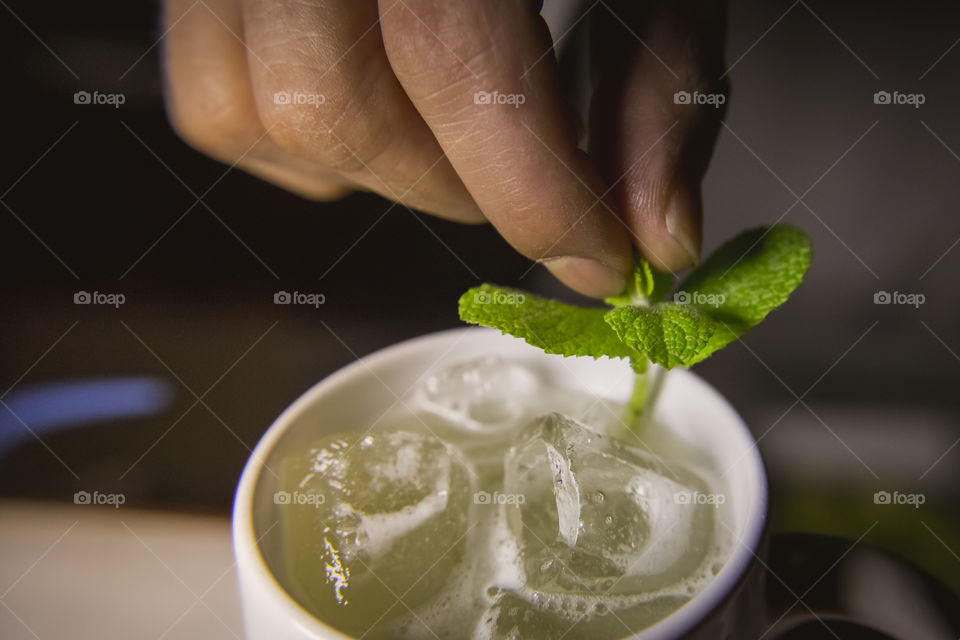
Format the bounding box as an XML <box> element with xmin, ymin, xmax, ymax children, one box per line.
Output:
<box><xmin>379</xmin><ymin>0</ymin><xmax>632</xmax><ymax>298</ymax></box>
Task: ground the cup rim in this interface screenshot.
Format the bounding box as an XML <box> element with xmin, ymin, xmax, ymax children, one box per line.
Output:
<box><xmin>233</xmin><ymin>326</ymin><xmax>768</xmax><ymax>640</ymax></box>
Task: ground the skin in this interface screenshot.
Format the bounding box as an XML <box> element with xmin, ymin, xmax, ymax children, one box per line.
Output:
<box><xmin>163</xmin><ymin>0</ymin><xmax>727</xmax><ymax>298</ymax></box>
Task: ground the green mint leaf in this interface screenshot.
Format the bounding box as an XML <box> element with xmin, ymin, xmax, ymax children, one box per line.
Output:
<box><xmin>678</xmin><ymin>225</ymin><xmax>811</xmax><ymax>323</ymax></box>
<box><xmin>604</xmin><ymin>303</ymin><xmax>719</xmax><ymax>369</ymax></box>
<box><xmin>604</xmin><ymin>259</ymin><xmax>674</xmax><ymax>307</ymax></box>
<box><xmin>673</xmin><ymin>224</ymin><xmax>812</xmax><ymax>356</ymax></box>
<box><xmin>459</xmin><ymin>284</ymin><xmax>638</xmax><ymax>360</ymax></box>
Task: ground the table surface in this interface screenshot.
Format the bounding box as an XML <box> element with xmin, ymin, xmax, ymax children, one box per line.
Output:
<box><xmin>0</xmin><ymin>500</ymin><xmax>243</xmax><ymax>640</ymax></box>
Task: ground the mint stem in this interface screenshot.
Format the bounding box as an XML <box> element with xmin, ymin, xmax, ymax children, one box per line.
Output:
<box><xmin>642</xmin><ymin>367</ymin><xmax>666</xmax><ymax>422</ymax></box>
<box><xmin>625</xmin><ymin>363</ymin><xmax>667</xmax><ymax>433</ymax></box>
<box><xmin>625</xmin><ymin>368</ymin><xmax>648</xmax><ymax>429</ymax></box>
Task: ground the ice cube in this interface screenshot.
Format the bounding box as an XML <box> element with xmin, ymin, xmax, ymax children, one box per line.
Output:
<box><xmin>414</xmin><ymin>355</ymin><xmax>541</xmax><ymax>434</ymax></box>
<box><xmin>277</xmin><ymin>429</ymin><xmax>472</xmax><ymax>637</ymax></box>
<box><xmin>473</xmin><ymin>592</ymin><xmax>571</xmax><ymax>640</ymax></box>
<box><xmin>504</xmin><ymin>413</ymin><xmax>717</xmax><ymax>598</ymax></box>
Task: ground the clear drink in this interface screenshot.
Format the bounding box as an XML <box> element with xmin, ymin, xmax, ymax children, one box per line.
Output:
<box><xmin>271</xmin><ymin>355</ymin><xmax>731</xmax><ymax>639</ymax></box>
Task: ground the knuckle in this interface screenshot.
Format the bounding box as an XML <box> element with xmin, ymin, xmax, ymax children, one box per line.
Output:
<box><xmin>166</xmin><ymin>87</ymin><xmax>257</xmax><ymax>156</ymax></box>
<box><xmin>259</xmin><ymin>72</ymin><xmax>391</xmax><ymax>174</ymax></box>
<box><xmin>263</xmin><ymin>103</ymin><xmax>388</xmax><ymax>174</ymax></box>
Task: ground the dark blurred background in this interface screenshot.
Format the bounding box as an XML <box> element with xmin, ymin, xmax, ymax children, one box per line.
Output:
<box><xmin>1</xmin><ymin>0</ymin><xmax>958</xmax><ymax>616</ymax></box>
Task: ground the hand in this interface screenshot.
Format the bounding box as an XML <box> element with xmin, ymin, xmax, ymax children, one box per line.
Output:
<box><xmin>163</xmin><ymin>0</ymin><xmax>727</xmax><ymax>297</ymax></box>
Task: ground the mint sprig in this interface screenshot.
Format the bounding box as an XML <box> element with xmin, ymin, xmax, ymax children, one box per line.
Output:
<box><xmin>458</xmin><ymin>225</ymin><xmax>811</xmax><ymax>427</ymax></box>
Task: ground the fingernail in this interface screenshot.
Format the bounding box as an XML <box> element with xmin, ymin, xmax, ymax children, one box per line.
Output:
<box><xmin>664</xmin><ymin>188</ymin><xmax>701</xmax><ymax>267</ymax></box>
<box><xmin>540</xmin><ymin>256</ymin><xmax>627</xmax><ymax>298</ymax></box>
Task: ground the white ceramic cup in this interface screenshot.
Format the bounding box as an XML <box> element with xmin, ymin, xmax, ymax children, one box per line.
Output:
<box><xmin>233</xmin><ymin>327</ymin><xmax>768</xmax><ymax>640</ymax></box>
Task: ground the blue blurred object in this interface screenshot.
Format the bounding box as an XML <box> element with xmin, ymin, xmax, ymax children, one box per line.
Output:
<box><xmin>0</xmin><ymin>378</ymin><xmax>174</xmax><ymax>454</ymax></box>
